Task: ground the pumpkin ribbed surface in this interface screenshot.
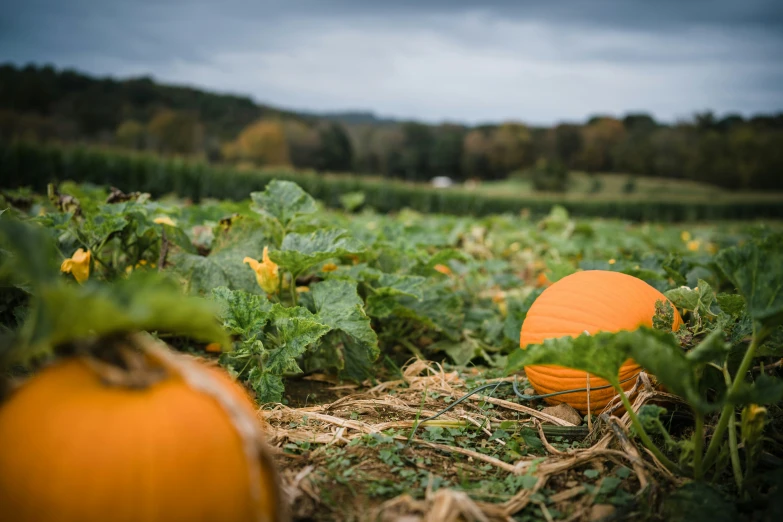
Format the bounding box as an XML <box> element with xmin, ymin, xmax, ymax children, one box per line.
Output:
<box><xmin>520</xmin><ymin>270</ymin><xmax>682</xmax><ymax>413</ymax></box>
<box><xmin>0</xmin><ymin>357</ymin><xmax>280</xmax><ymax>522</ymax></box>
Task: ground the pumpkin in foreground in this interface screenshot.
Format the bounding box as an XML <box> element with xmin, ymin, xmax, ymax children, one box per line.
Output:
<box><xmin>0</xmin><ymin>335</ymin><xmax>285</xmax><ymax>522</ymax></box>
<box><xmin>520</xmin><ymin>270</ymin><xmax>682</xmax><ymax>413</ymax></box>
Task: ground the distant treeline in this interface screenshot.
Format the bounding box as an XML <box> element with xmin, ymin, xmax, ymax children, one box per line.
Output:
<box><xmin>2</xmin><ymin>63</ymin><xmax>782</xmax><ymax>190</ymax></box>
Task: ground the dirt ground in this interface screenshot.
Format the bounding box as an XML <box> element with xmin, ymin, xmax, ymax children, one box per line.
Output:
<box><xmin>260</xmin><ymin>360</ymin><xmax>687</xmax><ymax>522</ymax></box>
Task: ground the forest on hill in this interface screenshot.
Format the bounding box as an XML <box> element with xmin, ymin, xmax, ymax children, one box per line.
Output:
<box><xmin>2</xmin><ymin>63</ymin><xmax>782</xmax><ymax>190</ymax></box>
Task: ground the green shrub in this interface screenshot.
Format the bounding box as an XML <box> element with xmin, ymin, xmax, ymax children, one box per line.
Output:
<box><xmin>2</xmin><ymin>141</ymin><xmax>783</xmax><ymax>222</ymax></box>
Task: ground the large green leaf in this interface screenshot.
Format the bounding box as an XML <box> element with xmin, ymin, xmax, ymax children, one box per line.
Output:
<box><xmin>726</xmin><ymin>373</ymin><xmax>783</xmax><ymax>405</ymax></box>
<box><xmin>365</xmin><ymin>273</ymin><xmax>426</xmax><ymax>318</ymax></box>
<box><xmin>211</xmin><ymin>287</ymin><xmax>329</xmax><ymax>403</ymax></box>
<box><xmin>396</xmin><ymin>282</ymin><xmax>464</xmax><ymax>340</ymax></box>
<box><xmin>264</xmin><ymin>312</ymin><xmax>331</xmax><ymax>375</ymax></box>
<box><xmin>715</xmin><ymin>234</ymin><xmax>783</xmax><ymax>332</ymax></box>
<box><xmin>506</xmin><ymin>330</ymin><xmax>632</xmax><ymax>386</ymax></box>
<box><xmin>0</xmin><ymin>216</ymin><xmax>59</xmax><ymax>287</ymax></box>
<box><xmin>210</xmin><ymin>286</ymin><xmax>272</xmax><ymax>339</ymax></box>
<box><xmin>506</xmin><ymin>328</ymin><xmax>708</xmax><ymax>412</ymax></box>
<box><xmin>170</xmin><ymin>216</ymin><xmax>270</xmax><ymax>295</ymax></box>
<box><xmin>626</xmin><ymin>331</ymin><xmax>708</xmax><ymax>412</ymax></box>
<box><xmin>270</xmin><ymin>229</ymin><xmax>365</xmax><ymax>276</ymax></box>
<box><xmin>8</xmin><ymin>273</ymin><xmax>229</xmax><ymax>368</ymax></box>
<box><xmin>248</xmin><ymin>367</ymin><xmax>285</xmax><ymax>404</ymax></box>
<box><xmin>312</xmin><ymin>279</ymin><xmax>379</xmax><ymax>381</ymax></box>
<box><xmin>685</xmin><ymin>330</ymin><xmax>731</xmax><ymax>365</ymax></box>
<box><xmin>250</xmin><ymin>180</ymin><xmax>317</xmax><ymax>227</ymax></box>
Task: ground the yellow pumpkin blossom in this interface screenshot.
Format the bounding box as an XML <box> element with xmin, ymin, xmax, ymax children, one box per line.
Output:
<box><xmin>433</xmin><ymin>264</ymin><xmax>452</xmax><ymax>275</ymax></box>
<box><xmin>608</xmin><ymin>259</ymin><xmax>616</xmax><ymax>265</ymax></box>
<box><xmin>741</xmin><ymin>404</ymin><xmax>767</xmax><ymax>445</ymax></box>
<box><xmin>687</xmin><ymin>240</ymin><xmax>701</xmax><ymax>252</ymax></box>
<box><xmin>153</xmin><ymin>216</ymin><xmax>177</xmax><ymax>227</ymax></box>
<box><xmin>296</xmin><ymin>286</ymin><xmax>310</xmax><ymax>293</ymax></box>
<box><xmin>60</xmin><ymin>248</ymin><xmax>91</xmax><ymax>284</ymax></box>
<box><xmin>492</xmin><ymin>290</ymin><xmax>508</xmax><ymax>318</ymax></box>
<box><xmin>243</xmin><ymin>247</ymin><xmax>279</xmax><ymax>294</ymax></box>
<box><xmin>321</xmin><ymin>263</ymin><xmax>338</xmax><ymax>272</ymax></box>
<box><xmin>681</xmin><ymin>231</ymin><xmax>691</xmax><ymax>242</ymax></box>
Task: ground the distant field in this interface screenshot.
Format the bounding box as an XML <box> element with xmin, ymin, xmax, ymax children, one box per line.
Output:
<box><xmin>3</xmin><ymin>141</ymin><xmax>783</xmax><ymax>221</ymax></box>
<box><xmin>475</xmin><ymin>171</ymin><xmax>752</xmax><ymax>199</ymax></box>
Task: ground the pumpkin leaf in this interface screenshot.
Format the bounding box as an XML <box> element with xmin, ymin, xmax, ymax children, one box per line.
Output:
<box><xmin>716</xmin><ymin>293</ymin><xmax>745</xmax><ymax>318</ymax></box>
<box><xmin>726</xmin><ymin>373</ymin><xmax>783</xmax><ymax>406</ymax></box>
<box><xmin>10</xmin><ymin>272</ymin><xmax>230</xmax><ymax>368</ymax></box>
<box><xmin>211</xmin><ymin>287</ymin><xmax>329</xmax><ymax>403</ymax></box>
<box><xmin>686</xmin><ymin>330</ymin><xmax>731</xmax><ymax>365</ymax></box>
<box><xmin>661</xmin><ymin>253</ymin><xmax>688</xmax><ymax>286</ymax></box>
<box><xmin>715</xmin><ymin>234</ymin><xmax>783</xmax><ymax>334</ymax></box>
<box><xmin>210</xmin><ymin>286</ymin><xmax>272</xmax><ymax>341</ymax></box>
<box><xmin>250</xmin><ymin>180</ymin><xmax>317</xmax><ymax>227</ymax></box>
<box><xmin>270</xmin><ymin>229</ymin><xmax>366</xmax><ymax>277</ymax></box>
<box><xmin>395</xmin><ymin>281</ymin><xmax>465</xmax><ymax>340</ymax></box>
<box><xmin>0</xmin><ymin>216</ymin><xmax>59</xmax><ymax>287</ymax></box>
<box><xmin>506</xmin><ymin>330</ymin><xmax>632</xmax><ymax>386</ymax></box>
<box><xmin>264</xmin><ymin>310</ymin><xmax>330</xmax><ymax>376</ymax></box>
<box><xmin>248</xmin><ymin>367</ymin><xmax>285</xmax><ymax>404</ymax></box>
<box><xmin>365</xmin><ymin>274</ymin><xmax>426</xmax><ymax>318</ymax></box>
<box><xmin>507</xmin><ymin>328</ymin><xmax>708</xmax><ymax>411</ymax></box>
<box><xmin>665</xmin><ymin>287</ymin><xmax>700</xmax><ymax>312</ymax></box>
<box><xmin>312</xmin><ymin>279</ymin><xmax>379</xmax><ymax>381</ymax></box>
<box><xmin>170</xmin><ymin>216</ymin><xmax>270</xmax><ymax>295</ymax></box>
<box><xmin>625</xmin><ymin>330</ymin><xmax>709</xmax><ymax>412</ymax></box>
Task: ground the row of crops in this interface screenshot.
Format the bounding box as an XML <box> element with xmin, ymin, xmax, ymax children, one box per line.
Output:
<box><xmin>3</xmin><ymin>141</ymin><xmax>783</xmax><ymax>221</ymax></box>
<box><xmin>1</xmin><ymin>179</ymin><xmax>782</xmax><ymax>520</ymax></box>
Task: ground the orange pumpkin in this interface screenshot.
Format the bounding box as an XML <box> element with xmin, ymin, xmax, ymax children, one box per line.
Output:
<box><xmin>520</xmin><ymin>270</ymin><xmax>682</xmax><ymax>414</ymax></box>
<box><xmin>0</xmin><ymin>335</ymin><xmax>285</xmax><ymax>522</ymax></box>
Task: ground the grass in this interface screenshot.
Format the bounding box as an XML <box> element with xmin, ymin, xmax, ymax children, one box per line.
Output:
<box><xmin>475</xmin><ymin>171</ymin><xmax>777</xmax><ymax>201</ymax></box>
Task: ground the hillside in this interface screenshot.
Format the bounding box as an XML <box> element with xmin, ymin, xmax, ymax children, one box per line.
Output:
<box><xmin>1</xmin><ymin>63</ymin><xmax>783</xmax><ymax>191</ymax></box>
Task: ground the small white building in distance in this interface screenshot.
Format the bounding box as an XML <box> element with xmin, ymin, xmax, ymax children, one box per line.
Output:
<box><xmin>431</xmin><ymin>176</ymin><xmax>453</xmax><ymax>188</ymax></box>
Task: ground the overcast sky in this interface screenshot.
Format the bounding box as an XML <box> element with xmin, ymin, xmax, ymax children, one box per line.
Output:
<box><xmin>2</xmin><ymin>0</ymin><xmax>782</xmax><ymax>125</ymax></box>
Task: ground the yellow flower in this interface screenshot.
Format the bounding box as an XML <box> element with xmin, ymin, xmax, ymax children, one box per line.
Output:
<box><xmin>153</xmin><ymin>216</ymin><xmax>177</xmax><ymax>227</ymax></box>
<box><xmin>687</xmin><ymin>240</ymin><xmax>701</xmax><ymax>252</ymax></box>
<box><xmin>707</xmin><ymin>242</ymin><xmax>718</xmax><ymax>254</ymax></box>
<box><xmin>321</xmin><ymin>263</ymin><xmax>338</xmax><ymax>273</ymax></box>
<box><xmin>433</xmin><ymin>264</ymin><xmax>452</xmax><ymax>275</ymax></box>
<box><xmin>608</xmin><ymin>259</ymin><xmax>616</xmax><ymax>265</ymax></box>
<box><xmin>296</xmin><ymin>286</ymin><xmax>310</xmax><ymax>293</ymax></box>
<box><xmin>492</xmin><ymin>290</ymin><xmax>507</xmax><ymax>318</ymax></box>
<box><xmin>243</xmin><ymin>247</ymin><xmax>279</xmax><ymax>294</ymax></box>
<box><xmin>681</xmin><ymin>231</ymin><xmax>691</xmax><ymax>242</ymax></box>
<box><xmin>60</xmin><ymin>248</ymin><xmax>91</xmax><ymax>284</ymax></box>
<box><xmin>741</xmin><ymin>404</ymin><xmax>767</xmax><ymax>446</ymax></box>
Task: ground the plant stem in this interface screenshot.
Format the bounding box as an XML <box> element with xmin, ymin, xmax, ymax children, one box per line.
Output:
<box><xmin>726</xmin><ymin>404</ymin><xmax>743</xmax><ymax>490</ymax></box>
<box><xmin>702</xmin><ymin>331</ymin><xmax>763</xmax><ymax>470</ymax></box>
<box><xmin>290</xmin><ymin>272</ymin><xmax>298</xmax><ymax>306</ymax></box>
<box><xmin>615</xmin><ymin>385</ymin><xmax>681</xmax><ymax>475</ymax></box>
<box><xmin>693</xmin><ymin>412</ymin><xmax>704</xmax><ymax>480</ymax></box>
<box><xmin>400</xmin><ymin>338</ymin><xmax>425</xmax><ymax>360</ymax></box>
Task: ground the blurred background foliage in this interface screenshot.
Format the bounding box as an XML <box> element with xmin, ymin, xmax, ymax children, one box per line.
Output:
<box><xmin>2</xmin><ymin>63</ymin><xmax>783</xmax><ymax>192</ymax></box>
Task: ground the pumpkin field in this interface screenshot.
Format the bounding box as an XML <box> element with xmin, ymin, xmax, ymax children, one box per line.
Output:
<box><xmin>1</xmin><ymin>180</ymin><xmax>782</xmax><ymax>521</ymax></box>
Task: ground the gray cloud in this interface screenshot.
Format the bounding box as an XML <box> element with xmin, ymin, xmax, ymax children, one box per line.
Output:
<box><xmin>1</xmin><ymin>0</ymin><xmax>782</xmax><ymax>123</ymax></box>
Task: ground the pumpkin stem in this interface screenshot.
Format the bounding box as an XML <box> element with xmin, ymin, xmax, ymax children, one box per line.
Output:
<box><xmin>82</xmin><ymin>337</ymin><xmax>168</xmax><ymax>389</ymax></box>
